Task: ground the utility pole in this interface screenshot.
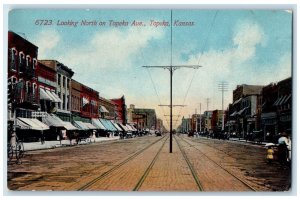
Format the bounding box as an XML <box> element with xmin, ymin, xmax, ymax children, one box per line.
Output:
<box><xmin>199</xmin><ymin>103</ymin><xmax>202</xmax><ymax>133</ymax></box>
<box><xmin>206</xmin><ymin>98</ymin><xmax>210</xmax><ymax>111</ymax></box>
<box><xmin>218</xmin><ymin>81</ymin><xmax>228</xmax><ymax>131</ymax></box>
<box><xmin>142</xmin><ymin>10</ymin><xmax>201</xmax><ymax>153</ymax></box>
<box><xmin>195</xmin><ymin>109</ymin><xmax>197</xmax><ymax>132</ymax></box>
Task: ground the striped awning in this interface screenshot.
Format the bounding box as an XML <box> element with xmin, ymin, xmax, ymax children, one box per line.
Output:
<box><xmin>42</xmin><ymin>114</ymin><xmax>66</xmax><ymax>127</ymax></box>
<box><xmin>63</xmin><ymin>121</ymin><xmax>78</xmax><ymax>130</ymax></box>
<box><xmin>39</xmin><ymin>88</ymin><xmax>52</xmax><ymax>101</ymax></box>
<box><xmin>84</xmin><ymin>122</ymin><xmax>98</xmax><ymax>130</ymax></box>
<box><xmin>111</xmin><ymin>121</ymin><xmax>122</xmax><ymax>131</ymax></box>
<box><xmin>17</xmin><ymin>117</ymin><xmax>49</xmax><ymax>131</ymax></box>
<box><xmin>99</xmin><ymin>105</ymin><xmax>109</xmax><ymax>113</ymax></box>
<box><xmin>91</xmin><ymin>118</ymin><xmax>106</xmax><ymax>130</ymax></box>
<box><xmin>73</xmin><ymin>121</ymin><xmax>89</xmax><ymax>130</ymax></box>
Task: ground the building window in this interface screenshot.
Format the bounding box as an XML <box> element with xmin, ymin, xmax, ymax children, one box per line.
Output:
<box><xmin>57</xmin><ymin>74</ymin><xmax>61</xmax><ymax>85</ymax></box>
<box><xmin>26</xmin><ymin>81</ymin><xmax>31</xmax><ymax>93</ymax></box>
<box><xmin>32</xmin><ymin>83</ymin><xmax>37</xmax><ymax>96</ymax></box>
<box><xmin>32</xmin><ymin>58</ymin><xmax>37</xmax><ymax>69</ymax></box>
<box><xmin>26</xmin><ymin>55</ymin><xmax>31</xmax><ymax>68</ymax></box>
<box><xmin>66</xmin><ymin>79</ymin><xmax>69</xmax><ymax>88</ymax></box>
<box><xmin>9</xmin><ymin>48</ymin><xmax>17</xmax><ymax>71</ymax></box>
<box><xmin>63</xmin><ymin>95</ymin><xmax>65</xmax><ymax>110</ymax></box>
<box><xmin>19</xmin><ymin>51</ymin><xmax>25</xmax><ymax>73</ymax></box>
<box><xmin>62</xmin><ymin>76</ymin><xmax>65</xmax><ymax>88</ymax></box>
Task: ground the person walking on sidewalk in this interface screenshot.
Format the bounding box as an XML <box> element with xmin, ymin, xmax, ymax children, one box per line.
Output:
<box><xmin>277</xmin><ymin>131</ymin><xmax>290</xmax><ymax>166</ymax></box>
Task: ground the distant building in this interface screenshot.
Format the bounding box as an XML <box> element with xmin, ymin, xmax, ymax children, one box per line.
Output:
<box><xmin>70</xmin><ymin>79</ymin><xmax>99</xmax><ymax>122</ymax></box>
<box><xmin>99</xmin><ymin>96</ymin><xmax>116</xmax><ymax>120</ymax></box>
<box><xmin>229</xmin><ymin>84</ymin><xmax>263</xmax><ymax>137</ymax></box>
<box><xmin>203</xmin><ymin>111</ymin><xmax>213</xmax><ymax>132</ymax></box>
<box><xmin>211</xmin><ymin>110</ymin><xmax>223</xmax><ymax>132</ymax></box>
<box><xmin>127</xmin><ymin>104</ymin><xmax>157</xmax><ymax>130</ymax></box>
<box><xmin>181</xmin><ymin>117</ymin><xmax>192</xmax><ymax>133</ymax></box>
<box><xmin>39</xmin><ymin>60</ymin><xmax>74</xmax><ymax>121</ymax></box>
<box><xmin>36</xmin><ymin>61</ymin><xmax>60</xmax><ymax>113</ymax></box>
<box><xmin>111</xmin><ymin>96</ymin><xmax>127</xmax><ymax>125</ymax></box>
<box><xmin>191</xmin><ymin>114</ymin><xmax>201</xmax><ymax>132</ymax></box>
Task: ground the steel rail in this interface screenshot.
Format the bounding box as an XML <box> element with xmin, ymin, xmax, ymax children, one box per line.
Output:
<box><xmin>77</xmin><ymin>135</ymin><xmax>166</xmax><ymax>191</ymax></box>
<box><xmin>179</xmin><ymin>136</ymin><xmax>257</xmax><ymax>191</ymax></box>
<box><xmin>133</xmin><ymin>136</ymin><xmax>169</xmax><ymax>191</ymax></box>
<box><xmin>174</xmin><ymin>136</ymin><xmax>204</xmax><ymax>191</ymax></box>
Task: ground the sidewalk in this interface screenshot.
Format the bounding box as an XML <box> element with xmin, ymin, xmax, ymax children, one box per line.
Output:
<box><xmin>194</xmin><ymin>135</ymin><xmax>268</xmax><ymax>146</ymax></box>
<box><xmin>23</xmin><ymin>136</ymin><xmax>120</xmax><ymax>151</ymax></box>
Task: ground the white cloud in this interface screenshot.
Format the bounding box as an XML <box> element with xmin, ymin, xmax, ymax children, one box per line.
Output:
<box><xmin>59</xmin><ymin>27</ymin><xmax>164</xmax><ymax>71</ymax></box>
<box><xmin>33</xmin><ymin>30</ymin><xmax>61</xmax><ymax>59</ymax></box>
<box><xmin>169</xmin><ymin>20</ymin><xmax>268</xmax><ymax>119</ymax></box>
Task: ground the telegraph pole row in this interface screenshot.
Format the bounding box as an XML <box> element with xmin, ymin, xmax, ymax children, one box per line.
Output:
<box><xmin>218</xmin><ymin>81</ymin><xmax>228</xmax><ymax>131</ymax></box>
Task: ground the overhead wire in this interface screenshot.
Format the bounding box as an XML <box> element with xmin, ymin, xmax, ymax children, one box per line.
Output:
<box><xmin>174</xmin><ymin>10</ymin><xmax>219</xmax><ymax>128</ymax></box>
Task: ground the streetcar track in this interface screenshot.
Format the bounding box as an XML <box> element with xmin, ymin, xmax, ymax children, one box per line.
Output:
<box><xmin>133</xmin><ymin>136</ymin><xmax>169</xmax><ymax>191</ymax></box>
<box><xmin>178</xmin><ymin>136</ymin><xmax>257</xmax><ymax>191</ymax></box>
<box><xmin>77</xmin><ymin>135</ymin><xmax>166</xmax><ymax>191</ymax></box>
<box><xmin>174</xmin><ymin>136</ymin><xmax>203</xmax><ymax>191</ymax></box>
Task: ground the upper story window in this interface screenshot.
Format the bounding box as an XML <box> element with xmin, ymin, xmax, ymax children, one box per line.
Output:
<box><xmin>9</xmin><ymin>48</ymin><xmax>17</xmax><ymax>71</ymax></box>
<box><xmin>26</xmin><ymin>55</ymin><xmax>31</xmax><ymax>68</ymax></box>
<box><xmin>57</xmin><ymin>74</ymin><xmax>61</xmax><ymax>86</ymax></box>
<box><xmin>62</xmin><ymin>76</ymin><xmax>65</xmax><ymax>87</ymax></box>
<box><xmin>32</xmin><ymin>82</ymin><xmax>37</xmax><ymax>95</ymax></box>
<box><xmin>26</xmin><ymin>81</ymin><xmax>31</xmax><ymax>93</ymax></box>
<box><xmin>19</xmin><ymin>51</ymin><xmax>25</xmax><ymax>73</ymax></box>
<box><xmin>32</xmin><ymin>58</ymin><xmax>37</xmax><ymax>70</ymax></box>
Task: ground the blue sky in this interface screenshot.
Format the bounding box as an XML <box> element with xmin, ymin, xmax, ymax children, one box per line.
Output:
<box><xmin>8</xmin><ymin>9</ymin><xmax>292</xmax><ymax>128</ymax></box>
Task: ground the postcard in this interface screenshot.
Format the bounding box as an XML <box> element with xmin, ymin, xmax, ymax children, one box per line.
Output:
<box><xmin>6</xmin><ymin>7</ymin><xmax>292</xmax><ymax>193</ymax></box>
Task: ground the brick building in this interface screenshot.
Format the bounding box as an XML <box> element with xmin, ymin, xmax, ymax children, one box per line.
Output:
<box><xmin>110</xmin><ymin>96</ymin><xmax>127</xmax><ymax>125</ymax></box>
<box><xmin>39</xmin><ymin>60</ymin><xmax>74</xmax><ymax>121</ymax></box>
<box><xmin>8</xmin><ymin>31</ymin><xmax>39</xmax><ymax>120</ymax></box>
<box><xmin>99</xmin><ymin>96</ymin><xmax>116</xmax><ymax>120</ymax></box>
<box><xmin>71</xmin><ymin>79</ymin><xmax>99</xmax><ymax>121</ymax></box>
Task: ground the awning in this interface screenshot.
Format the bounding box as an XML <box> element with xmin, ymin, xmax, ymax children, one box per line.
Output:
<box><xmin>45</xmin><ymin>89</ymin><xmax>58</xmax><ymax>102</ymax></box>
<box><xmin>126</xmin><ymin>124</ymin><xmax>134</xmax><ymax>131</ymax></box>
<box><xmin>111</xmin><ymin>121</ymin><xmax>122</xmax><ymax>131</ymax></box>
<box><xmin>31</xmin><ymin>119</ymin><xmax>50</xmax><ymax>130</ymax></box>
<box><xmin>238</xmin><ymin>107</ymin><xmax>248</xmax><ymax>115</ymax></box>
<box><xmin>118</xmin><ymin>123</ymin><xmax>129</xmax><ymax>132</ymax></box>
<box><xmin>273</xmin><ymin>96</ymin><xmax>283</xmax><ymax>106</ymax></box>
<box><xmin>84</xmin><ymin>122</ymin><xmax>97</xmax><ymax>130</ymax></box>
<box><xmin>82</xmin><ymin>97</ymin><xmax>89</xmax><ymax>106</ymax></box>
<box><xmin>230</xmin><ymin>111</ymin><xmax>237</xmax><ymax>117</ymax></box>
<box><xmin>17</xmin><ymin>117</ymin><xmax>49</xmax><ymax>131</ymax></box>
<box><xmin>278</xmin><ymin>95</ymin><xmax>287</xmax><ymax>106</ymax></box>
<box><xmin>91</xmin><ymin>118</ymin><xmax>106</xmax><ymax>130</ymax></box>
<box><xmin>42</xmin><ymin>114</ymin><xmax>66</xmax><ymax>127</ymax></box>
<box><xmin>283</xmin><ymin>94</ymin><xmax>292</xmax><ymax>104</ymax></box>
<box><xmin>130</xmin><ymin>125</ymin><xmax>137</xmax><ymax>131</ymax></box>
<box><xmin>73</xmin><ymin>121</ymin><xmax>89</xmax><ymax>130</ymax></box>
<box><xmin>63</xmin><ymin>122</ymin><xmax>78</xmax><ymax>130</ymax></box>
<box><xmin>233</xmin><ymin>98</ymin><xmax>242</xmax><ymax>105</ymax></box>
<box><xmin>49</xmin><ymin>91</ymin><xmax>62</xmax><ymax>103</ymax></box>
<box><xmin>16</xmin><ymin>118</ymin><xmax>31</xmax><ymax>129</ymax></box>
<box><xmin>39</xmin><ymin>88</ymin><xmax>52</xmax><ymax>101</ymax></box>
<box><xmin>99</xmin><ymin>105</ymin><xmax>109</xmax><ymax>113</ymax></box>
<box><xmin>99</xmin><ymin>119</ymin><xmax>117</xmax><ymax>131</ymax></box>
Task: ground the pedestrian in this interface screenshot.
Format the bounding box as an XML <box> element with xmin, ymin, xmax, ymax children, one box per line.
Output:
<box><xmin>278</xmin><ymin>131</ymin><xmax>289</xmax><ymax>166</ymax></box>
